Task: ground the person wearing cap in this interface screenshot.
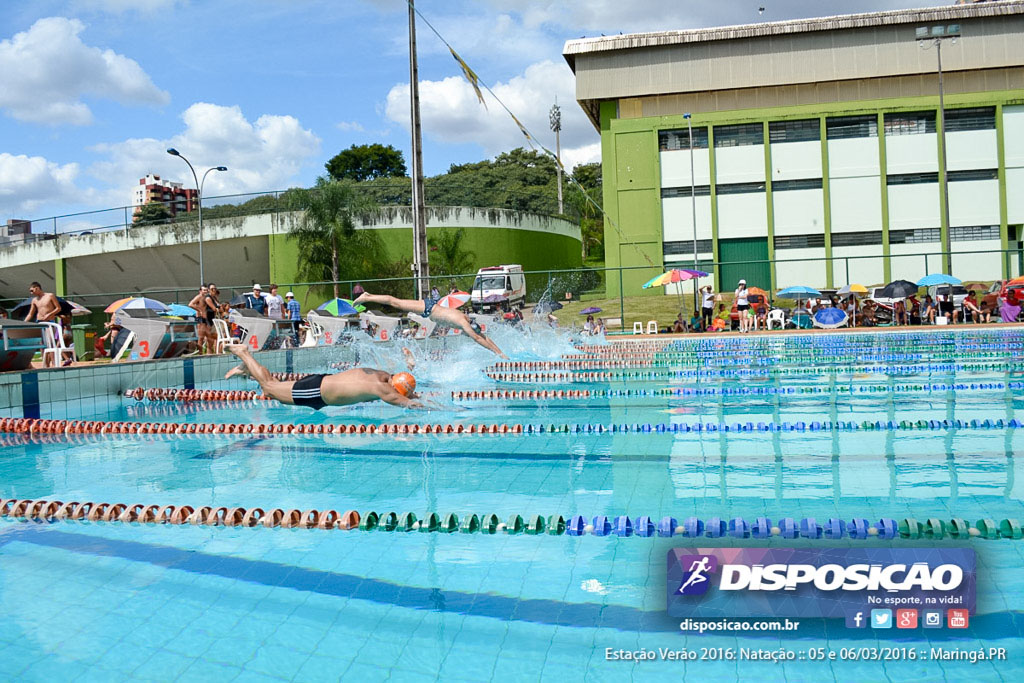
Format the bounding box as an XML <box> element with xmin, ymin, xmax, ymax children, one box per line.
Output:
<box><xmin>285</xmin><ymin>291</ymin><xmax>302</xmax><ymax>343</ymax></box>
<box><xmin>735</xmin><ymin>279</ymin><xmax>751</xmax><ymax>333</ymax></box>
<box><xmin>245</xmin><ymin>284</ymin><xmax>268</xmax><ymax>315</ymax></box>
<box><xmin>224</xmin><ymin>344</ymin><xmax>422</xmax><ymax>409</ymax></box>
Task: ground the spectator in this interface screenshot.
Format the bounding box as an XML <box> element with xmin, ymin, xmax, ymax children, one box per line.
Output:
<box><xmin>671</xmin><ymin>313</ymin><xmax>686</xmax><ymax>334</ymax></box>
<box><xmin>963</xmin><ymin>290</ymin><xmax>984</xmax><ymax>323</ymax></box>
<box><xmin>594</xmin><ymin>318</ymin><xmax>606</xmax><ymax>335</ymax></box>
<box><xmin>734</xmin><ymin>279</ymin><xmax>751</xmax><ymax>333</ymax></box>
<box><xmin>689</xmin><ymin>310</ymin><xmax>702</xmax><ymax>332</ymax></box>
<box><xmin>188</xmin><ymin>286</ymin><xmax>210</xmax><ymax>352</ymax></box>
<box><xmin>430</xmin><ymin>285</ymin><xmax>440</xmax><ymax>301</ymax></box>
<box><xmin>978</xmin><ymin>300</ymin><xmax>993</xmax><ymax>324</ymax></box>
<box><xmin>584</xmin><ymin>314</ymin><xmax>596</xmax><ymax>335</ymax></box>
<box><xmin>24</xmin><ymin>282</ymin><xmax>60</xmax><ymax>323</ymax></box>
<box><xmin>754</xmin><ymin>301</ymin><xmax>768</xmax><ymax>330</ymax></box>
<box><xmin>937</xmin><ymin>288</ymin><xmax>957</xmax><ymax>324</ymax></box>
<box><xmin>203</xmin><ymin>285</ymin><xmax>222</xmax><ymax>352</ymax></box>
<box><xmin>265</xmin><ymin>284</ymin><xmax>285</xmax><ymax>320</ymax></box>
<box><xmin>285</xmin><ymin>291</ymin><xmax>302</xmax><ymax>343</ymax></box>
<box><xmin>245</xmin><ymin>284</ymin><xmax>267</xmax><ymax>315</ymax></box>
<box><xmin>920</xmin><ymin>295</ymin><xmax>936</xmax><ymax>324</ymax></box>
<box><xmin>700</xmin><ymin>285</ymin><xmax>715</xmax><ymax>332</ymax></box>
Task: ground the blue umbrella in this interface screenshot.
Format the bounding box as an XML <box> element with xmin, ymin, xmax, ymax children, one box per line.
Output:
<box><xmin>777</xmin><ymin>286</ymin><xmax>822</xmax><ymax>299</ymax></box>
<box><xmin>160</xmin><ymin>304</ymin><xmax>199</xmax><ymax>318</ymax></box>
<box><xmin>813</xmin><ymin>307</ymin><xmax>848</xmax><ymax>329</ymax></box>
<box><xmin>317</xmin><ymin>298</ymin><xmax>359</xmax><ymax>316</ymax></box>
<box><xmin>916</xmin><ymin>273</ymin><xmax>961</xmax><ymax>287</ymax></box>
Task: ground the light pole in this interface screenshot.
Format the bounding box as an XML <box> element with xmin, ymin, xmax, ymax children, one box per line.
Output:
<box><xmin>684</xmin><ymin>113</ymin><xmax>698</xmax><ymax>311</ymax></box>
<box><xmin>167</xmin><ymin>148</ymin><xmax>227</xmax><ymax>287</ymax></box>
<box><xmin>917</xmin><ymin>23</ymin><xmax>960</xmax><ymax>275</ymax></box>
<box><xmin>550</xmin><ymin>102</ymin><xmax>563</xmax><ymax>214</ymax></box>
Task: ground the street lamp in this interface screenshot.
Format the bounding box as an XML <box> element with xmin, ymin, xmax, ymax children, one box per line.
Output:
<box><xmin>684</xmin><ymin>113</ymin><xmax>698</xmax><ymax>310</ymax></box>
<box><xmin>916</xmin><ymin>23</ymin><xmax>960</xmax><ymax>275</ymax></box>
<box><xmin>166</xmin><ymin>148</ymin><xmax>227</xmax><ymax>287</ymax></box>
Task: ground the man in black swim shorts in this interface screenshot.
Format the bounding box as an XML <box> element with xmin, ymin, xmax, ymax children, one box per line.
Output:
<box><xmin>224</xmin><ymin>345</ymin><xmax>422</xmax><ymax>408</ymax></box>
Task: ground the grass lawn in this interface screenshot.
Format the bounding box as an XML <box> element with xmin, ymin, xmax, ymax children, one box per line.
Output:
<box><xmin>548</xmin><ymin>290</ymin><xmax>719</xmax><ymax>332</ymax></box>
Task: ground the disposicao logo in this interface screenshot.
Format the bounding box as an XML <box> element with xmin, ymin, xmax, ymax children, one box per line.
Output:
<box><xmin>666</xmin><ymin>548</ymin><xmax>975</xmax><ymax>620</ymax></box>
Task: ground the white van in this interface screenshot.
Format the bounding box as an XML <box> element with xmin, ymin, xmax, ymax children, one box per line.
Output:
<box><xmin>471</xmin><ymin>265</ymin><xmax>526</xmax><ymax>312</ymax></box>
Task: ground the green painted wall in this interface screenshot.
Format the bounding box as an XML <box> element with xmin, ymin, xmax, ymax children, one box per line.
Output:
<box><xmin>269</xmin><ymin>225</ymin><xmax>581</xmax><ymax>309</ymax></box>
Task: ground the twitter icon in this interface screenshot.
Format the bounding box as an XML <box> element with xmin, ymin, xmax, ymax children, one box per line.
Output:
<box><xmin>871</xmin><ymin>609</ymin><xmax>893</xmax><ymax>629</ymax></box>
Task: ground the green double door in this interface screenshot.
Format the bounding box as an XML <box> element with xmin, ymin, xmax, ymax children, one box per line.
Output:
<box><xmin>718</xmin><ymin>237</ymin><xmax>771</xmax><ymax>292</ymax></box>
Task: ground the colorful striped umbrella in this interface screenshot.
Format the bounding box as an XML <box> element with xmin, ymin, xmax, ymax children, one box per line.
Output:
<box><xmin>641</xmin><ymin>269</ymin><xmax>710</xmax><ymax>289</ymax></box>
<box><xmin>104</xmin><ymin>297</ymin><xmax>169</xmax><ymax>314</ymax></box>
<box><xmin>317</xmin><ymin>298</ymin><xmax>359</xmax><ymax>316</ymax></box>
<box><xmin>438</xmin><ymin>292</ymin><xmax>471</xmax><ymax>309</ymax></box>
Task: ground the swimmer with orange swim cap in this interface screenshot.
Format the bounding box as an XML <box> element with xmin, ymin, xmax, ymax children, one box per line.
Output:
<box><xmin>224</xmin><ymin>345</ymin><xmax>423</xmax><ymax>409</ymax></box>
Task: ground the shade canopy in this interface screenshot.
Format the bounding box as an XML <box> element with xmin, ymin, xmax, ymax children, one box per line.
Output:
<box><xmin>317</xmin><ymin>298</ymin><xmax>359</xmax><ymax>316</ymax></box>
<box><xmin>814</xmin><ymin>307</ymin><xmax>848</xmax><ymax>329</ymax></box>
<box><xmin>777</xmin><ymin>286</ymin><xmax>822</xmax><ymax>299</ymax></box>
<box><xmin>916</xmin><ymin>273</ymin><xmax>962</xmax><ymax>287</ymax></box>
<box><xmin>880</xmin><ymin>280</ymin><xmax>918</xmax><ymax>299</ymax></box>
<box><xmin>837</xmin><ymin>284</ymin><xmax>869</xmax><ymax>296</ymax></box>
<box><xmin>580</xmin><ymin>306</ymin><xmax>602</xmax><ymax>315</ymax></box>
<box><xmin>642</xmin><ymin>269</ymin><xmax>710</xmax><ymax>289</ymax></box>
<box><xmin>437</xmin><ymin>293</ymin><xmax>471</xmax><ymax>309</ymax></box>
<box><xmin>104</xmin><ymin>297</ymin><xmax>169</xmax><ymax>314</ymax></box>
<box><xmin>159</xmin><ymin>304</ymin><xmax>199</xmax><ymax>318</ymax></box>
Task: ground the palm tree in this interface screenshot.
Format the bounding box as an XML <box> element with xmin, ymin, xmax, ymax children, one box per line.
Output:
<box><xmin>287</xmin><ymin>177</ymin><xmax>377</xmax><ymax>298</ymax></box>
<box><xmin>428</xmin><ymin>228</ymin><xmax>476</xmax><ymax>289</ymax></box>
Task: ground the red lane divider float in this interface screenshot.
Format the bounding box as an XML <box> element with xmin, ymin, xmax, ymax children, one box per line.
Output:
<box><xmin>0</xmin><ymin>497</ymin><xmax>361</xmax><ymax>529</ymax></box>
<box><xmin>125</xmin><ymin>387</ymin><xmax>272</xmax><ymax>403</ymax></box>
<box><xmin>0</xmin><ymin>417</ymin><xmax>526</xmax><ymax>439</ymax></box>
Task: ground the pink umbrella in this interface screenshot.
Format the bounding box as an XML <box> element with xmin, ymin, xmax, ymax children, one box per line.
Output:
<box><xmin>437</xmin><ymin>292</ymin><xmax>471</xmax><ymax>309</ymax></box>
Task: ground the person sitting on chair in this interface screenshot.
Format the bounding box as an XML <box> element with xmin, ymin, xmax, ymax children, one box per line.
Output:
<box><xmin>354</xmin><ymin>291</ymin><xmax>507</xmax><ymax>358</ymax></box>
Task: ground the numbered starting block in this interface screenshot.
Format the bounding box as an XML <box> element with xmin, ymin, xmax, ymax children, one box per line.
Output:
<box><xmin>0</xmin><ymin>320</ymin><xmax>48</xmax><ymax>371</ymax></box>
<box><xmin>114</xmin><ymin>309</ymin><xmax>197</xmax><ymax>360</ymax></box>
<box><xmin>229</xmin><ymin>309</ymin><xmax>295</xmax><ymax>351</ymax></box>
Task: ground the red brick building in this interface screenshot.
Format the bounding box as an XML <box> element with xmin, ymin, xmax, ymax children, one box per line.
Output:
<box><xmin>132</xmin><ymin>174</ymin><xmax>198</xmax><ymax>217</ymax></box>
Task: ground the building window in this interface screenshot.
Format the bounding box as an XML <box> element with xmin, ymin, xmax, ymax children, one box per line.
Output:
<box><xmin>659</xmin><ymin>127</ymin><xmax>709</xmax><ymax>151</ymax></box>
<box><xmin>772</xmin><ymin>178</ymin><xmax>823</xmax><ymax>192</ymax></box>
<box><xmin>890</xmin><ymin>228</ymin><xmax>941</xmax><ymax>244</ymax></box>
<box><xmin>769</xmin><ymin>119</ymin><xmax>820</xmax><ymax>143</ymax></box>
<box><xmin>944</xmin><ymin>107</ymin><xmax>995</xmax><ymax>132</ymax></box>
<box><xmin>886</xmin><ymin>172</ymin><xmax>939</xmax><ymax>185</ymax></box>
<box><xmin>947</xmin><ymin>169</ymin><xmax>998</xmax><ymax>182</ymax></box>
<box><xmin>661</xmin><ymin>185</ymin><xmax>711</xmax><ymax>198</ymax></box>
<box><xmin>664</xmin><ymin>239</ymin><xmax>713</xmax><ymax>255</ymax></box>
<box><xmin>831</xmin><ymin>231</ymin><xmax>883</xmax><ymax>247</ymax></box>
<box><xmin>950</xmin><ymin>225</ymin><xmax>1000</xmax><ymax>241</ymax></box>
<box><xmin>774</xmin><ymin>234</ymin><xmax>825</xmax><ymax>250</ymax></box>
<box><xmin>716</xmin><ymin>181</ymin><xmax>766</xmax><ymax>195</ymax></box>
<box><xmin>826</xmin><ymin>115</ymin><xmax>878</xmax><ymax>140</ymax></box>
<box><xmin>884</xmin><ymin>111</ymin><xmax>936</xmax><ymax>136</ymax></box>
<box><xmin>713</xmin><ymin>123</ymin><xmax>763</xmax><ymax>148</ymax></box>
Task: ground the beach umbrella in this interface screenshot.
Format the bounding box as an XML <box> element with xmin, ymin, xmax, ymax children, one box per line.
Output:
<box><xmin>837</xmin><ymin>284</ymin><xmax>869</xmax><ymax>296</ymax></box>
<box><xmin>641</xmin><ymin>268</ymin><xmax>710</xmax><ymax>289</ymax></box>
<box><xmin>580</xmin><ymin>306</ymin><xmax>602</xmax><ymax>315</ymax></box>
<box><xmin>813</xmin><ymin>307</ymin><xmax>848</xmax><ymax>329</ymax></box>
<box><xmin>104</xmin><ymin>297</ymin><xmax>169</xmax><ymax>314</ymax></box>
<box><xmin>1006</xmin><ymin>276</ymin><xmax>1024</xmax><ymax>288</ymax></box>
<box><xmin>10</xmin><ymin>297</ymin><xmax>90</xmax><ymax>319</ymax></box>
<box><xmin>534</xmin><ymin>300</ymin><xmax>563</xmax><ymax>314</ymax></box>
<box><xmin>437</xmin><ymin>292</ymin><xmax>471</xmax><ymax>309</ymax></box>
<box><xmin>880</xmin><ymin>280</ymin><xmax>918</xmax><ymax>299</ymax></box>
<box><xmin>159</xmin><ymin>304</ymin><xmax>198</xmax><ymax>318</ymax></box>
<box><xmin>777</xmin><ymin>286</ymin><xmax>822</xmax><ymax>298</ymax></box>
<box><xmin>317</xmin><ymin>298</ymin><xmax>359</xmax><ymax>316</ymax></box>
<box><xmin>228</xmin><ymin>293</ymin><xmax>249</xmax><ymax>307</ymax></box>
<box><xmin>916</xmin><ymin>273</ymin><xmax>961</xmax><ymax>287</ymax></box>
<box><xmin>339</xmin><ymin>298</ymin><xmax>366</xmax><ymax>313</ymax></box>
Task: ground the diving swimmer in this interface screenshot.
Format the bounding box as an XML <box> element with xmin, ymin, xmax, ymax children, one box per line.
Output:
<box><xmin>353</xmin><ymin>291</ymin><xmax>508</xmax><ymax>358</ymax></box>
<box><xmin>224</xmin><ymin>344</ymin><xmax>422</xmax><ymax>409</ymax></box>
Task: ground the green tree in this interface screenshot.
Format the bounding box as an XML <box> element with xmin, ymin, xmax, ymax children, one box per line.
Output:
<box><xmin>567</xmin><ymin>162</ymin><xmax>604</xmax><ymax>261</ymax></box>
<box><xmin>326</xmin><ymin>143</ymin><xmax>407</xmax><ymax>182</ymax></box>
<box><xmin>287</xmin><ymin>177</ymin><xmax>378</xmax><ymax>298</ymax></box>
<box><xmin>428</xmin><ymin>228</ymin><xmax>476</xmax><ymax>289</ymax></box>
<box><xmin>133</xmin><ymin>201</ymin><xmax>173</xmax><ymax>226</ymax></box>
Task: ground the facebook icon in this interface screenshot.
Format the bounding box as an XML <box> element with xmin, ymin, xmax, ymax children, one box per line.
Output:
<box><xmin>845</xmin><ymin>611</ymin><xmax>866</xmax><ymax>629</ymax></box>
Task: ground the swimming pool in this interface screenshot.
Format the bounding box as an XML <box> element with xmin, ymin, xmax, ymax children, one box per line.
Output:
<box><xmin>1</xmin><ymin>327</ymin><xmax>1023</xmax><ymax>681</ymax></box>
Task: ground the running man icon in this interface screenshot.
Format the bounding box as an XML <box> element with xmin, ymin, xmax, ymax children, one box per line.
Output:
<box><xmin>677</xmin><ymin>556</ymin><xmax>714</xmax><ymax>595</ymax></box>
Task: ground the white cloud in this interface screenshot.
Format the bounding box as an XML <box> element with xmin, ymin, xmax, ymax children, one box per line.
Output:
<box><xmin>89</xmin><ymin>102</ymin><xmax>321</xmax><ymax>204</ymax></box>
<box><xmin>385</xmin><ymin>59</ymin><xmax>597</xmax><ymax>168</ymax></box>
<box><xmin>336</xmin><ymin>120</ymin><xmax>366</xmax><ymax>132</ymax></box>
<box><xmin>0</xmin><ymin>153</ymin><xmax>84</xmax><ymax>216</ymax></box>
<box><xmin>72</xmin><ymin>0</ymin><xmax>183</xmax><ymax>13</ymax></box>
<box><xmin>0</xmin><ymin>17</ymin><xmax>169</xmax><ymax>126</ymax></box>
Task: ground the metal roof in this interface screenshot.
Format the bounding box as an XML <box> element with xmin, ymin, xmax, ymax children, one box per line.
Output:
<box><xmin>563</xmin><ymin>1</ymin><xmax>1024</xmax><ymax>70</ymax></box>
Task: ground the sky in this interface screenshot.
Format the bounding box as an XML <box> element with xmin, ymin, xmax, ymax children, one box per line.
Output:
<box><xmin>0</xmin><ymin>0</ymin><xmax>938</xmax><ymax>228</ymax></box>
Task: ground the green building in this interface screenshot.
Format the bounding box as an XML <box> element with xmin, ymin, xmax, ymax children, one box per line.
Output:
<box><xmin>564</xmin><ymin>1</ymin><xmax>1024</xmax><ymax>296</ymax></box>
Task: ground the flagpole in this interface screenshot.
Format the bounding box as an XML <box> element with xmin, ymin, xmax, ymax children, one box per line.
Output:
<box><xmin>408</xmin><ymin>0</ymin><xmax>429</xmax><ymax>299</ymax></box>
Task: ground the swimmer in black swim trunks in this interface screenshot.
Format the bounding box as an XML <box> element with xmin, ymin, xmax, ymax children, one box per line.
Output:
<box><xmin>353</xmin><ymin>291</ymin><xmax>507</xmax><ymax>358</ymax></box>
<box><xmin>224</xmin><ymin>345</ymin><xmax>423</xmax><ymax>409</ymax></box>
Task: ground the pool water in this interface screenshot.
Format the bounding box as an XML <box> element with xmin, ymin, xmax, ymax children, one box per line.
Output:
<box><xmin>2</xmin><ymin>327</ymin><xmax>1024</xmax><ymax>681</ymax></box>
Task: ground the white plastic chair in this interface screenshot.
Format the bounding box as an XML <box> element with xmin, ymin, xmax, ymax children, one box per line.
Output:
<box><xmin>212</xmin><ymin>318</ymin><xmax>240</xmax><ymax>354</ymax></box>
<box><xmin>646</xmin><ymin>320</ymin><xmax>658</xmax><ymax>334</ymax></box>
<box><xmin>767</xmin><ymin>309</ymin><xmax>785</xmax><ymax>330</ymax></box>
<box><xmin>40</xmin><ymin>321</ymin><xmax>74</xmax><ymax>367</ymax></box>
<box><xmin>632</xmin><ymin>322</ymin><xmax>643</xmax><ymax>334</ymax></box>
